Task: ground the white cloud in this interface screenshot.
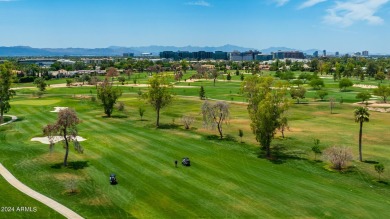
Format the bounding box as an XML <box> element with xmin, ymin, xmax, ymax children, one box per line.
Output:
<box><xmin>324</xmin><ymin>0</ymin><xmax>389</xmax><ymax>27</ymax></box>
<box><xmin>299</xmin><ymin>0</ymin><xmax>327</xmax><ymax>9</ymax></box>
<box><xmin>186</xmin><ymin>0</ymin><xmax>211</xmax><ymax>7</ymax></box>
<box><xmin>273</xmin><ymin>0</ymin><xmax>290</xmax><ymax>6</ymax></box>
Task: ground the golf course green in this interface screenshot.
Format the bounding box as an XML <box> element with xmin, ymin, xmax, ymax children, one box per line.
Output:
<box><xmin>1</xmin><ymin>72</ymin><xmax>390</xmax><ymax>218</ymax></box>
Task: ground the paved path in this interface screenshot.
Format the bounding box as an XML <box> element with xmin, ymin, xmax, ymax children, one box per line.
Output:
<box><xmin>0</xmin><ymin>115</ymin><xmax>18</xmax><ymax>126</ymax></box>
<box><xmin>0</xmin><ymin>116</ymin><xmax>84</xmax><ymax>219</ymax></box>
<box><xmin>0</xmin><ymin>163</ymin><xmax>84</xmax><ymax>219</ymax></box>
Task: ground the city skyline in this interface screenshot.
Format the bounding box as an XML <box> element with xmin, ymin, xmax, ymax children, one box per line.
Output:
<box><xmin>0</xmin><ymin>0</ymin><xmax>389</xmax><ymax>53</ymax></box>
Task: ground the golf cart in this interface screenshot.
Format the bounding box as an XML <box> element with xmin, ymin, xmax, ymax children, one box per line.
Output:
<box><xmin>110</xmin><ymin>173</ymin><xmax>117</xmax><ymax>185</ymax></box>
<box><xmin>182</xmin><ymin>157</ymin><xmax>191</xmax><ymax>166</ymax></box>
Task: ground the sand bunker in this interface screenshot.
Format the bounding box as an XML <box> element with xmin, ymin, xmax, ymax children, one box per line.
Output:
<box><xmin>353</xmin><ymin>84</ymin><xmax>378</xmax><ymax>89</ymax></box>
<box><xmin>31</xmin><ymin>136</ymin><xmax>87</xmax><ymax>144</ymax></box>
<box><xmin>50</xmin><ymin>107</ymin><xmax>68</xmax><ymax>112</ymax></box>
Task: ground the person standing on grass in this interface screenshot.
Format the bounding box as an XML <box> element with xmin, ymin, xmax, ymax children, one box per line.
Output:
<box><xmin>175</xmin><ymin>160</ymin><xmax>178</xmax><ymax>168</ymax></box>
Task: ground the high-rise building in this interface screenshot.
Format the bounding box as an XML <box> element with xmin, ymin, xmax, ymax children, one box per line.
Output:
<box><xmin>362</xmin><ymin>51</ymin><xmax>369</xmax><ymax>56</ymax></box>
<box><xmin>177</xmin><ymin>51</ymin><xmax>193</xmax><ymax>60</ymax></box>
<box><xmin>159</xmin><ymin>51</ymin><xmax>177</xmax><ymax>59</ymax></box>
<box><xmin>313</xmin><ymin>51</ymin><xmax>319</xmax><ymax>58</ymax></box>
<box><xmin>213</xmin><ymin>51</ymin><xmax>228</xmax><ymax>60</ymax></box>
<box><xmin>323</xmin><ymin>50</ymin><xmax>326</xmax><ymax>57</ymax></box>
<box><xmin>273</xmin><ymin>51</ymin><xmax>305</xmax><ymax>59</ymax></box>
<box><xmin>255</xmin><ymin>54</ymin><xmax>273</xmax><ymax>61</ymax></box>
<box><xmin>335</xmin><ymin>52</ymin><xmax>339</xmax><ymax>57</ymax></box>
<box><xmin>193</xmin><ymin>51</ymin><xmax>213</xmax><ymax>60</ymax></box>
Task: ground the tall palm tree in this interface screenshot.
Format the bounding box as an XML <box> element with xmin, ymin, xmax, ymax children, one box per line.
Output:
<box><xmin>354</xmin><ymin>107</ymin><xmax>370</xmax><ymax>162</ymax></box>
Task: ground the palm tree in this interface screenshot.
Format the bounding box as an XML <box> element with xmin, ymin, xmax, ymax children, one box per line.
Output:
<box><xmin>354</xmin><ymin>107</ymin><xmax>370</xmax><ymax>162</ymax></box>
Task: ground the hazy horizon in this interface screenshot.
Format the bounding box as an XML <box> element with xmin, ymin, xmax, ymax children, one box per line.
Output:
<box><xmin>1</xmin><ymin>0</ymin><xmax>389</xmax><ymax>53</ymax></box>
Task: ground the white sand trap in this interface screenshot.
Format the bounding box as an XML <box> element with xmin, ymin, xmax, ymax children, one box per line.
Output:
<box><xmin>50</xmin><ymin>107</ymin><xmax>68</xmax><ymax>112</ymax></box>
<box><xmin>31</xmin><ymin>136</ymin><xmax>87</xmax><ymax>144</ymax></box>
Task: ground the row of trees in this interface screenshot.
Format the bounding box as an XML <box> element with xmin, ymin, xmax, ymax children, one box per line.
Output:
<box><xmin>0</xmin><ymin>62</ymin><xmax>15</xmax><ymax>123</ymax></box>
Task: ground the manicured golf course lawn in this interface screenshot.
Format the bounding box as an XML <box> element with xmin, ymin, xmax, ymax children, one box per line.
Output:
<box><xmin>1</xmin><ymin>74</ymin><xmax>390</xmax><ymax>218</ymax></box>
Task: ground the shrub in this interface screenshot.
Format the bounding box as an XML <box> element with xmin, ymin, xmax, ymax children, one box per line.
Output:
<box><xmin>117</xmin><ymin>102</ymin><xmax>125</xmax><ymax>112</ymax></box>
<box><xmin>323</xmin><ymin>146</ymin><xmax>353</xmax><ymax>170</ymax></box>
<box><xmin>375</xmin><ymin>163</ymin><xmax>385</xmax><ymax>180</ymax></box>
<box><xmin>181</xmin><ymin>115</ymin><xmax>195</xmax><ymax>130</ymax></box>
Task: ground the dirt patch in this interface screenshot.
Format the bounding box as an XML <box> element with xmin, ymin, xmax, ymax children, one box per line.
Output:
<box><xmin>80</xmin><ymin>196</ymin><xmax>111</xmax><ymax>206</ymax></box>
<box><xmin>54</xmin><ymin>173</ymin><xmax>83</xmax><ymax>181</ymax></box>
<box><xmin>73</xmin><ymin>95</ymin><xmax>91</xmax><ymax>99</ymax></box>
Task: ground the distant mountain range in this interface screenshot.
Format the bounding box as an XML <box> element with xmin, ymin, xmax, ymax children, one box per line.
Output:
<box><xmin>0</xmin><ymin>45</ymin><xmax>321</xmax><ymax>57</ymax></box>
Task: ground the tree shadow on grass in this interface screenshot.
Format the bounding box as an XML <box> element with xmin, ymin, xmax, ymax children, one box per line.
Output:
<box><xmin>339</xmin><ymin>165</ymin><xmax>358</xmax><ymax>174</ymax></box>
<box><xmin>51</xmin><ymin>161</ymin><xmax>89</xmax><ymax>170</ymax></box>
<box><xmin>16</xmin><ymin>116</ymin><xmax>25</xmax><ymax>122</ymax></box>
<box><xmin>157</xmin><ymin>123</ymin><xmax>181</xmax><ymax>130</ymax></box>
<box><xmin>378</xmin><ymin>180</ymin><xmax>388</xmax><ymax>185</ymax></box>
<box><xmin>364</xmin><ymin>160</ymin><xmax>379</xmax><ymax>164</ymax></box>
<box><xmin>256</xmin><ymin>145</ymin><xmax>307</xmax><ymax>164</ymax></box>
<box><xmin>204</xmin><ymin>134</ymin><xmax>237</xmax><ymax>142</ymax></box>
<box><xmin>101</xmin><ymin>115</ymin><xmax>128</xmax><ymax>119</ymax></box>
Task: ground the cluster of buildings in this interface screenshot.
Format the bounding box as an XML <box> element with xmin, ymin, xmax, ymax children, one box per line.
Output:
<box><xmin>160</xmin><ymin>51</ymin><xmax>229</xmax><ymax>61</ymax></box>
<box><xmin>17</xmin><ymin>58</ymin><xmax>115</xmax><ymax>67</ymax></box>
<box><xmin>312</xmin><ymin>50</ymin><xmax>369</xmax><ymax>58</ymax></box>
<box><xmin>159</xmin><ymin>50</ymin><xmax>305</xmax><ymax>61</ymax></box>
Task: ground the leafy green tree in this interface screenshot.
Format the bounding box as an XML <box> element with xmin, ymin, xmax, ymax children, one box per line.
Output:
<box><xmin>354</xmin><ymin>107</ymin><xmax>370</xmax><ymax>162</ymax></box>
<box><xmin>375</xmin><ymin>163</ymin><xmax>385</xmax><ymax>181</ymax></box>
<box><xmin>180</xmin><ymin>60</ymin><xmax>189</xmax><ymax>73</ymax></box>
<box><xmin>146</xmin><ymin>75</ymin><xmax>173</xmax><ymax>127</ymax></box>
<box><xmin>356</xmin><ymin>91</ymin><xmax>371</xmax><ymax>104</ymax></box>
<box><xmin>226</xmin><ymin>73</ymin><xmax>232</xmax><ymax>81</ymax></box>
<box><xmin>97</xmin><ymin>80</ymin><xmax>123</xmax><ymax>117</ymax></box>
<box><xmin>373</xmin><ymin>85</ymin><xmax>390</xmax><ymax>103</ymax></box>
<box><xmin>339</xmin><ymin>78</ymin><xmax>353</xmax><ymax>91</ymax></box>
<box><xmin>316</xmin><ymin>90</ymin><xmax>328</xmax><ymax>101</ymax></box>
<box><xmin>309</xmin><ymin>78</ymin><xmax>325</xmax><ymax>90</ymax></box>
<box><xmin>354</xmin><ymin>66</ymin><xmax>364</xmax><ymax>81</ymax></box>
<box><xmin>290</xmin><ymin>87</ymin><xmax>306</xmax><ymax>104</ymax></box>
<box><xmin>201</xmin><ymin>101</ymin><xmax>230</xmax><ymax>139</ymax></box>
<box><xmin>138</xmin><ymin>107</ymin><xmax>145</xmax><ymax>120</ymax></box>
<box><xmin>298</xmin><ymin>72</ymin><xmax>312</xmax><ymax>83</ymax></box>
<box><xmin>241</xmin><ymin>76</ymin><xmax>289</xmax><ymax>157</ymax></box>
<box><xmin>291</xmin><ymin>79</ymin><xmax>303</xmax><ymax>87</ymax></box>
<box><xmin>66</xmin><ymin>79</ymin><xmax>73</xmax><ymax>87</ymax></box>
<box><xmin>34</xmin><ymin>77</ymin><xmax>47</xmax><ymax>91</ymax></box>
<box><xmin>199</xmin><ymin>86</ymin><xmax>206</xmax><ymax>100</ymax></box>
<box><xmin>280</xmin><ymin>71</ymin><xmax>295</xmax><ymax>81</ymax></box>
<box><xmin>0</xmin><ymin>62</ymin><xmax>15</xmax><ymax>123</ymax></box>
<box><xmin>366</xmin><ymin>62</ymin><xmax>378</xmax><ymax>78</ymax></box>
<box><xmin>240</xmin><ymin>73</ymin><xmax>245</xmax><ymax>81</ymax></box>
<box><xmin>375</xmin><ymin>71</ymin><xmax>386</xmax><ymax>83</ymax></box>
<box><xmin>118</xmin><ymin>76</ymin><xmax>126</xmax><ymax>85</ymax></box>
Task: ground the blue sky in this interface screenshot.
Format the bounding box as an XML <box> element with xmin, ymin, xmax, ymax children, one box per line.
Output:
<box><xmin>0</xmin><ymin>0</ymin><xmax>389</xmax><ymax>53</ymax></box>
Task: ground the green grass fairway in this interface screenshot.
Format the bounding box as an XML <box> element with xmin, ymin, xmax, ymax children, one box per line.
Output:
<box><xmin>0</xmin><ymin>176</ymin><xmax>63</xmax><ymax>218</ymax></box>
<box><xmin>1</xmin><ymin>74</ymin><xmax>390</xmax><ymax>218</ymax></box>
